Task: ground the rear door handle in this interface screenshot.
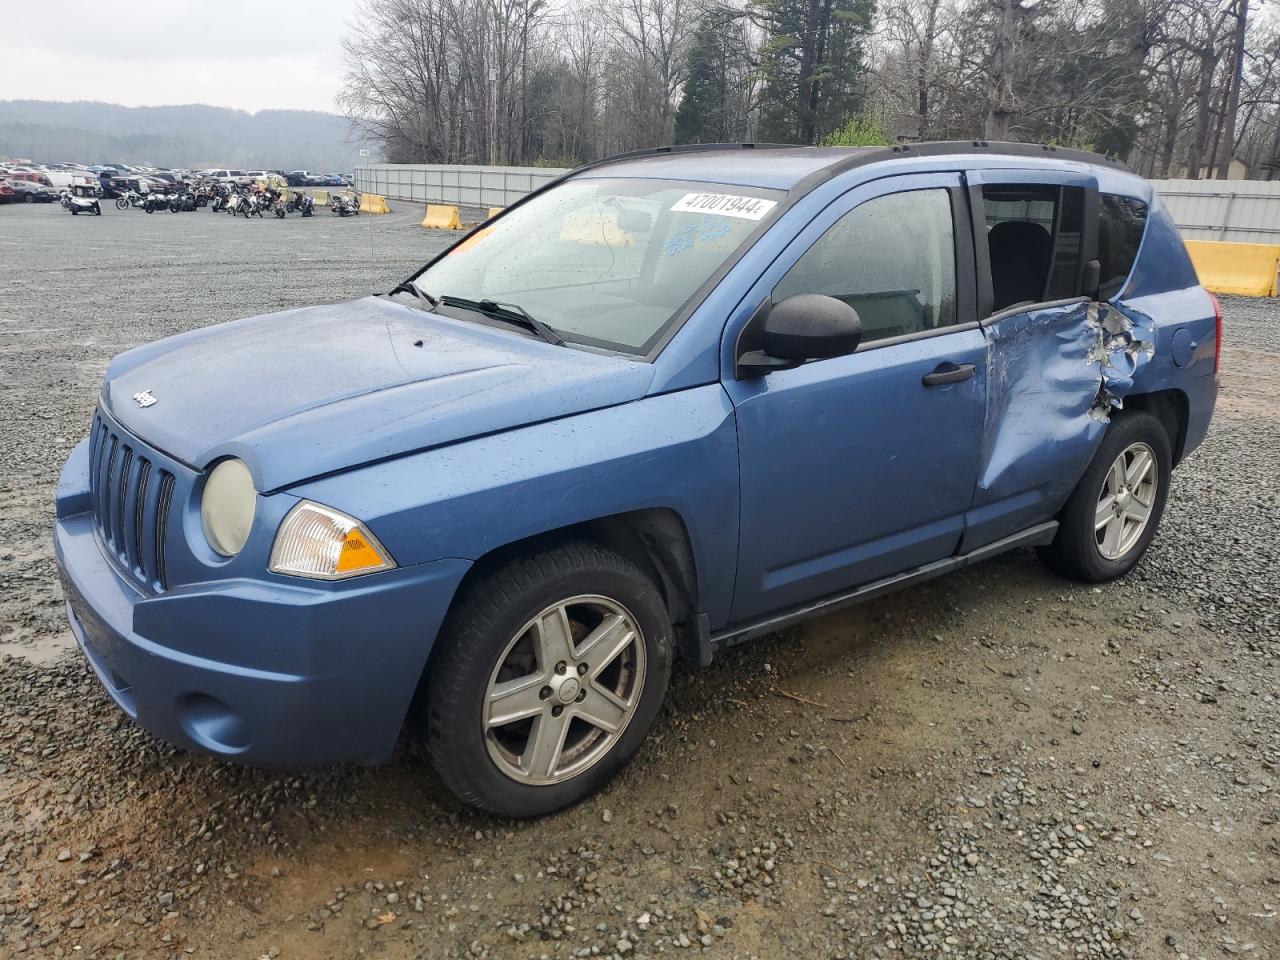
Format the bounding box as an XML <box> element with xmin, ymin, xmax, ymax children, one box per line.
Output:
<box><xmin>922</xmin><ymin>362</ymin><xmax>976</xmax><ymax>387</ymax></box>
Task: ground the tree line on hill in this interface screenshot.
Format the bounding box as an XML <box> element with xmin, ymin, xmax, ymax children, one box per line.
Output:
<box><xmin>0</xmin><ymin>101</ymin><xmax>362</xmax><ymax>171</ymax></box>
<box><xmin>342</xmin><ymin>0</ymin><xmax>1273</xmax><ymax>179</ymax></box>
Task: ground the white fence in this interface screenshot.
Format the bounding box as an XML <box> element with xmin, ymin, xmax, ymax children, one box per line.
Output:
<box><xmin>356</xmin><ymin>164</ymin><xmax>1280</xmax><ymax>244</ymax></box>
<box><xmin>1150</xmin><ymin>179</ymin><xmax>1280</xmax><ymax>244</ymax></box>
<box><xmin>354</xmin><ymin>164</ymin><xmax>569</xmax><ymax>209</ymax></box>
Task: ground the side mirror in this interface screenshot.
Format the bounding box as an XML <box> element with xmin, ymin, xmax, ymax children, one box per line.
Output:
<box><xmin>736</xmin><ymin>294</ymin><xmax>863</xmax><ymax>378</ymax></box>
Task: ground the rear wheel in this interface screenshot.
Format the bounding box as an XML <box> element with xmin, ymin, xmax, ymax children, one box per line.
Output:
<box><xmin>1038</xmin><ymin>411</ymin><xmax>1171</xmax><ymax>582</ymax></box>
<box><xmin>423</xmin><ymin>542</ymin><xmax>672</xmax><ymax>817</ymax></box>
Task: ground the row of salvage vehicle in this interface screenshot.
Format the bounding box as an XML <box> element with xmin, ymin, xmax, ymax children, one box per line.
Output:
<box><xmin>53</xmin><ymin>182</ymin><xmax>359</xmax><ymax>217</ymax></box>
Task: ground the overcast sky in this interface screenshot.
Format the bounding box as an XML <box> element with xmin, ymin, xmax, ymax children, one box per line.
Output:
<box><xmin>1</xmin><ymin>0</ymin><xmax>351</xmax><ymax>113</ymax></box>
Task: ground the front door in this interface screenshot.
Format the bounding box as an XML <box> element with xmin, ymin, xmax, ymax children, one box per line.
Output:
<box><xmin>724</xmin><ymin>173</ymin><xmax>987</xmax><ymax>623</ymax></box>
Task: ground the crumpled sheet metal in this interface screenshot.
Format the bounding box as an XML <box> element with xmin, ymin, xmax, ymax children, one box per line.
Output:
<box><xmin>977</xmin><ymin>300</ymin><xmax>1154</xmax><ymax>499</ymax></box>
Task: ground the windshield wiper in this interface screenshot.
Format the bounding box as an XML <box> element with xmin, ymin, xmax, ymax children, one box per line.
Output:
<box><xmin>388</xmin><ymin>281</ymin><xmax>438</xmax><ymax>310</ymax></box>
<box><xmin>439</xmin><ymin>295</ymin><xmax>565</xmax><ymax>347</ymax></box>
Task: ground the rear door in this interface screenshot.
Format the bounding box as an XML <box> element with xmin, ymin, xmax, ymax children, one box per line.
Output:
<box><xmin>961</xmin><ymin>168</ymin><xmax>1107</xmax><ymax>550</ymax></box>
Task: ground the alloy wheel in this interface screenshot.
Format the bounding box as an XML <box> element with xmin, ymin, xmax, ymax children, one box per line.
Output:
<box><xmin>483</xmin><ymin>595</ymin><xmax>646</xmax><ymax>786</ymax></box>
<box><xmin>1094</xmin><ymin>441</ymin><xmax>1158</xmax><ymax>560</ymax></box>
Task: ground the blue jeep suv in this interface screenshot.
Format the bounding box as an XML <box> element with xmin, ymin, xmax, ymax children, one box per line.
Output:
<box><xmin>54</xmin><ymin>142</ymin><xmax>1220</xmax><ymax>816</ymax></box>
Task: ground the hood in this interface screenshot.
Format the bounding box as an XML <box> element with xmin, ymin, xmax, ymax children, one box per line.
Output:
<box><xmin>104</xmin><ymin>296</ymin><xmax>655</xmax><ymax>490</ymax></box>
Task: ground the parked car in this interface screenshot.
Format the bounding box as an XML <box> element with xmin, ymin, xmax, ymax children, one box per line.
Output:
<box><xmin>285</xmin><ymin>169</ymin><xmax>315</xmax><ymax>186</ymax></box>
<box><xmin>97</xmin><ymin>173</ymin><xmax>145</xmax><ymax>198</ymax></box>
<box><xmin>40</xmin><ymin>169</ymin><xmax>100</xmax><ymax>195</ymax></box>
<box><xmin>198</xmin><ymin>169</ymin><xmax>250</xmax><ymax>186</ymax></box>
<box><xmin>7</xmin><ymin>178</ymin><xmax>58</xmax><ymax>202</ymax></box>
<box><xmin>0</xmin><ymin>181</ymin><xmax>17</xmax><ymax>203</ymax></box>
<box><xmin>5</xmin><ymin>170</ymin><xmax>51</xmax><ymax>184</ymax></box>
<box><xmin>54</xmin><ymin>141</ymin><xmax>1219</xmax><ymax>817</ymax></box>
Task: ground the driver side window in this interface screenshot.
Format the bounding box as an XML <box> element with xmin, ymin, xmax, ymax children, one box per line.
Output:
<box><xmin>773</xmin><ymin>189</ymin><xmax>957</xmax><ymax>344</ymax></box>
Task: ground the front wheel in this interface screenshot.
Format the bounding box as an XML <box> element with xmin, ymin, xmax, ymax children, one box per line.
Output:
<box><xmin>424</xmin><ymin>542</ymin><xmax>672</xmax><ymax>817</ymax></box>
<box><xmin>115</xmin><ymin>198</ymin><xmax>128</xmax><ymax>210</ymax></box>
<box><xmin>1038</xmin><ymin>411</ymin><xmax>1172</xmax><ymax>582</ymax></box>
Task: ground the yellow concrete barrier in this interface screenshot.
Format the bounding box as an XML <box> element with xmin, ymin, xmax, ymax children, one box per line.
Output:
<box><xmin>488</xmin><ymin>206</ymin><xmax>505</xmax><ymax>219</ymax></box>
<box><xmin>1185</xmin><ymin>239</ymin><xmax>1280</xmax><ymax>297</ymax></box>
<box><xmin>422</xmin><ymin>204</ymin><xmax>464</xmax><ymax>230</ymax></box>
<box><xmin>311</xmin><ymin>189</ymin><xmax>330</xmax><ymax>205</ymax></box>
<box><xmin>359</xmin><ymin>193</ymin><xmax>391</xmax><ymax>214</ymax></box>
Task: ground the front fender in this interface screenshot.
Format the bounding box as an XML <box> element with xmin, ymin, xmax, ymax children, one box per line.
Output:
<box><xmin>287</xmin><ymin>387</ymin><xmax>742</xmax><ymax>628</ymax></box>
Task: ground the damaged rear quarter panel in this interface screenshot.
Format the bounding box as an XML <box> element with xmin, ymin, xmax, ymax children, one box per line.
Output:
<box><xmin>963</xmin><ymin>297</ymin><xmax>1153</xmax><ymax>549</ymax></box>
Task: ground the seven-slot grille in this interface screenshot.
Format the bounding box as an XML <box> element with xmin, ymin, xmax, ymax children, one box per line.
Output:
<box><xmin>87</xmin><ymin>412</ymin><xmax>175</xmax><ymax>591</ymax></box>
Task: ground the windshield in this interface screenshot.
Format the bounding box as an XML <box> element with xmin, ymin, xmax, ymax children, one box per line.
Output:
<box><xmin>411</xmin><ymin>177</ymin><xmax>783</xmax><ymax>354</ymax></box>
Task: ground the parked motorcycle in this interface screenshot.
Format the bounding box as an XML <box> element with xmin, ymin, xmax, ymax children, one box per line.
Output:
<box><xmin>168</xmin><ymin>189</ymin><xmax>198</xmax><ymax>212</ymax></box>
<box><xmin>142</xmin><ymin>191</ymin><xmax>172</xmax><ymax>213</ymax></box>
<box><xmin>330</xmin><ymin>193</ymin><xmax>360</xmax><ymax>216</ymax></box>
<box><xmin>245</xmin><ymin>191</ymin><xmax>268</xmax><ymax>218</ymax></box>
<box><xmin>114</xmin><ymin>189</ymin><xmax>143</xmax><ymax>210</ymax></box>
<box><xmin>66</xmin><ymin>193</ymin><xmax>102</xmax><ymax>216</ymax></box>
<box><xmin>210</xmin><ymin>184</ymin><xmax>230</xmax><ymax>212</ymax></box>
<box><xmin>285</xmin><ymin>192</ymin><xmax>315</xmax><ymax>217</ymax></box>
<box><xmin>224</xmin><ymin>191</ymin><xmax>249</xmax><ymax>217</ymax></box>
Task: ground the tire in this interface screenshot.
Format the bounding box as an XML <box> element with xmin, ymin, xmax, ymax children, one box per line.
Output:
<box><xmin>93</xmin><ymin>205</ymin><xmax>101</xmax><ymax>215</ymax></box>
<box><xmin>71</xmin><ymin>209</ymin><xmax>78</xmax><ymax>215</ymax></box>
<box><xmin>115</xmin><ymin>198</ymin><xmax>128</xmax><ymax>210</ymax></box>
<box><xmin>424</xmin><ymin>542</ymin><xmax>672</xmax><ymax>817</ymax></box>
<box><xmin>275</xmin><ymin>207</ymin><xmax>285</xmax><ymax>219</ymax></box>
<box><xmin>24</xmin><ymin>194</ymin><xmax>33</xmax><ymax>203</ymax></box>
<box><xmin>145</xmin><ymin>206</ymin><xmax>154</xmax><ymax>214</ymax></box>
<box><xmin>1038</xmin><ymin>410</ymin><xmax>1172</xmax><ymax>583</ymax></box>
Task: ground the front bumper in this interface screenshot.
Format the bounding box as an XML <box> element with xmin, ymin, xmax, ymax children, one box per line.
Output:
<box><xmin>54</xmin><ymin>443</ymin><xmax>471</xmax><ymax>768</ymax></box>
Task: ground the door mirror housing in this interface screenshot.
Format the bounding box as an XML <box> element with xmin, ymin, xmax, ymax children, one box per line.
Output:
<box><xmin>736</xmin><ymin>294</ymin><xmax>863</xmax><ymax>378</ymax></box>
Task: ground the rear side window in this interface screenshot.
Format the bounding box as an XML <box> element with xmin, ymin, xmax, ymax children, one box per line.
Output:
<box><xmin>774</xmin><ymin>188</ymin><xmax>957</xmax><ymax>343</ymax></box>
<box><xmin>1097</xmin><ymin>195</ymin><xmax>1147</xmax><ymax>300</ymax></box>
<box><xmin>982</xmin><ymin>185</ymin><xmax>1086</xmax><ymax>310</ymax></box>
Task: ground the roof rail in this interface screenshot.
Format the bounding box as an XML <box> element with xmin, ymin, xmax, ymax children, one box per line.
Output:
<box><xmin>565</xmin><ymin>142</ymin><xmax>799</xmax><ymax>178</ymax></box>
<box><xmin>858</xmin><ymin>139</ymin><xmax>1130</xmax><ymax>171</ymax></box>
<box><xmin>569</xmin><ymin>138</ymin><xmax>1129</xmax><ymax>178</ymax></box>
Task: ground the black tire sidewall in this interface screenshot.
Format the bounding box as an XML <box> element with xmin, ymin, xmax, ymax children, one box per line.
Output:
<box><xmin>1051</xmin><ymin>411</ymin><xmax>1172</xmax><ymax>582</ymax></box>
<box><xmin>426</xmin><ymin>546</ymin><xmax>672</xmax><ymax>818</ymax></box>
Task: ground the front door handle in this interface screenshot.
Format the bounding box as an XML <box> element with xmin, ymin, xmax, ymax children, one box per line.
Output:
<box><xmin>922</xmin><ymin>362</ymin><xmax>976</xmax><ymax>387</ymax></box>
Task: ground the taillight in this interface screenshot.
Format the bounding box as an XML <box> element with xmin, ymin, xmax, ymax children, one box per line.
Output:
<box><xmin>1209</xmin><ymin>292</ymin><xmax>1223</xmax><ymax>374</ymax></box>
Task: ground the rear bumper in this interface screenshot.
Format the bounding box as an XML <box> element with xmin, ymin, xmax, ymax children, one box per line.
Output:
<box><xmin>55</xmin><ymin>502</ymin><xmax>470</xmax><ymax>768</ymax></box>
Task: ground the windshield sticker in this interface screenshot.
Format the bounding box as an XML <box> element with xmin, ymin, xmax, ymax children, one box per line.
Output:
<box><xmin>665</xmin><ymin>215</ymin><xmax>734</xmax><ymax>256</ymax></box>
<box><xmin>670</xmin><ymin>193</ymin><xmax>777</xmax><ymax>221</ymax></box>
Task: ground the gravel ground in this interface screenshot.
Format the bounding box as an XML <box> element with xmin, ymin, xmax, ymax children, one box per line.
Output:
<box><xmin>1</xmin><ymin>201</ymin><xmax>1277</xmax><ymax>960</ymax></box>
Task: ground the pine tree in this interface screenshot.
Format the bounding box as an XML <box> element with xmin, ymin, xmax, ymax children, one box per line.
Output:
<box><xmin>754</xmin><ymin>0</ymin><xmax>876</xmax><ymax>144</ymax></box>
<box><xmin>675</xmin><ymin>17</ymin><xmax>732</xmax><ymax>144</ymax></box>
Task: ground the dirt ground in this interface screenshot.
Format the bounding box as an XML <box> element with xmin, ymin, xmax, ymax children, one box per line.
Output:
<box><xmin>1</xmin><ymin>201</ymin><xmax>1277</xmax><ymax>960</ymax></box>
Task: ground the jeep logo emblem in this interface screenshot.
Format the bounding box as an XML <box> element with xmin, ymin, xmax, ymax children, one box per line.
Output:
<box><xmin>132</xmin><ymin>390</ymin><xmax>157</xmax><ymax>408</ymax></box>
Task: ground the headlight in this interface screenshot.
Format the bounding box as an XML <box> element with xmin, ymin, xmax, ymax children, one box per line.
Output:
<box><xmin>201</xmin><ymin>459</ymin><xmax>256</xmax><ymax>557</ymax></box>
<box><xmin>269</xmin><ymin>501</ymin><xmax>396</xmax><ymax>580</ymax></box>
